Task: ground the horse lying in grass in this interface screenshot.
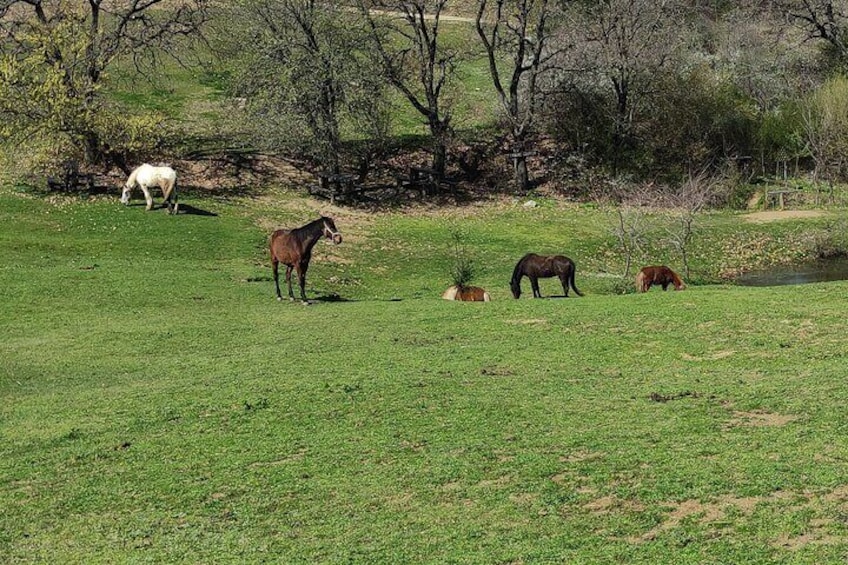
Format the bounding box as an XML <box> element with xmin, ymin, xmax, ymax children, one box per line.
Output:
<box><xmin>510</xmin><ymin>253</ymin><xmax>583</xmax><ymax>299</ymax></box>
<box><xmin>441</xmin><ymin>285</ymin><xmax>491</xmax><ymax>301</ymax></box>
<box><xmin>270</xmin><ymin>216</ymin><xmax>342</xmax><ymax>303</ymax></box>
<box><xmin>122</xmin><ymin>164</ymin><xmax>178</xmax><ymax>214</ymax></box>
<box><xmin>636</xmin><ymin>265</ymin><xmax>686</xmax><ymax>292</ymax></box>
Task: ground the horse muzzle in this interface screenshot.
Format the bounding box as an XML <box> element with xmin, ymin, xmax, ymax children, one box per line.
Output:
<box><xmin>332</xmin><ymin>234</ymin><xmax>343</xmax><ymax>245</ymax></box>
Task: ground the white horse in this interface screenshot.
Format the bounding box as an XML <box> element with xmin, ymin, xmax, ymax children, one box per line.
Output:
<box><xmin>122</xmin><ymin>164</ymin><xmax>179</xmax><ymax>214</ymax></box>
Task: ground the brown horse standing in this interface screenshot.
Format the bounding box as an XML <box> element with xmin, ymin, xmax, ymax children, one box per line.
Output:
<box><xmin>510</xmin><ymin>253</ymin><xmax>583</xmax><ymax>299</ymax></box>
<box><xmin>635</xmin><ymin>265</ymin><xmax>685</xmax><ymax>292</ymax></box>
<box><xmin>441</xmin><ymin>285</ymin><xmax>491</xmax><ymax>301</ymax></box>
<box><xmin>270</xmin><ymin>216</ymin><xmax>342</xmax><ymax>302</ymax></box>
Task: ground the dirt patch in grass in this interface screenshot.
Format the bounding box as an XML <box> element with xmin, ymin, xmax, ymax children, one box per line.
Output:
<box><xmin>582</xmin><ymin>495</ymin><xmax>646</xmax><ymax>515</ymax></box>
<box><xmin>744</xmin><ymin>210</ymin><xmax>830</xmax><ymax>223</ymax></box>
<box><xmin>504</xmin><ymin>318</ymin><xmax>549</xmax><ymax>326</ymax></box>
<box><xmin>614</xmin><ymin>487</ymin><xmax>848</xmax><ymax>548</ymax></box>
<box><xmin>628</xmin><ymin>493</ymin><xmax>786</xmax><ymax>543</ymax></box>
<box><xmin>726</xmin><ymin>410</ymin><xmax>799</xmax><ymax>428</ymax></box>
<box><xmin>681</xmin><ymin>350</ymin><xmax>735</xmax><ymax>362</ymax></box>
<box><xmin>559</xmin><ymin>450</ymin><xmax>605</xmax><ymax>463</ymax></box>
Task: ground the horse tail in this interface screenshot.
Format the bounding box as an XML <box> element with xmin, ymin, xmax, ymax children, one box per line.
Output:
<box><xmin>170</xmin><ymin>177</ymin><xmax>178</xmax><ymax>214</ymax></box>
<box><xmin>569</xmin><ymin>266</ymin><xmax>584</xmax><ymax>297</ymax></box>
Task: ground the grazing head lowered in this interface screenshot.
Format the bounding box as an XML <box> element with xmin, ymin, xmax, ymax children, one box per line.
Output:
<box><xmin>122</xmin><ymin>163</ymin><xmax>178</xmax><ymax>214</ymax></box>
<box><xmin>635</xmin><ymin>265</ymin><xmax>685</xmax><ymax>292</ymax></box>
<box><xmin>510</xmin><ymin>253</ymin><xmax>583</xmax><ymax>299</ymax></box>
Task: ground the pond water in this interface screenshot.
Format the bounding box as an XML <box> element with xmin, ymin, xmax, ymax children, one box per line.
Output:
<box><xmin>736</xmin><ymin>257</ymin><xmax>848</xmax><ymax>287</ymax></box>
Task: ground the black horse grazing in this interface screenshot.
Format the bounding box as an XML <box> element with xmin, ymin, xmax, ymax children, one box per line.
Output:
<box><xmin>510</xmin><ymin>253</ymin><xmax>583</xmax><ymax>299</ymax></box>
<box><xmin>270</xmin><ymin>216</ymin><xmax>342</xmax><ymax>302</ymax></box>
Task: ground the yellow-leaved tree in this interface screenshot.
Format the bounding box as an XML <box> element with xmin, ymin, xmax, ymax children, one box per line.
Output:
<box><xmin>0</xmin><ymin>0</ymin><xmax>207</xmax><ymax>185</ymax></box>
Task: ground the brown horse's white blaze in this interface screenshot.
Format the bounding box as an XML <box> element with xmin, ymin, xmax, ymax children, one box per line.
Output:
<box><xmin>270</xmin><ymin>216</ymin><xmax>342</xmax><ymax>302</ymax></box>
<box><xmin>635</xmin><ymin>265</ymin><xmax>686</xmax><ymax>292</ymax></box>
<box><xmin>122</xmin><ymin>163</ymin><xmax>178</xmax><ymax>214</ymax></box>
<box><xmin>441</xmin><ymin>285</ymin><xmax>491</xmax><ymax>302</ymax></box>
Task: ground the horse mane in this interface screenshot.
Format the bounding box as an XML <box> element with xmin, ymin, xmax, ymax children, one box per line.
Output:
<box><xmin>294</xmin><ymin>217</ymin><xmax>326</xmax><ymax>236</ymax></box>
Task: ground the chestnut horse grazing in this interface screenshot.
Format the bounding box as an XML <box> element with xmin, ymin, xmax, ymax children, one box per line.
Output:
<box><xmin>441</xmin><ymin>285</ymin><xmax>491</xmax><ymax>301</ymax></box>
<box><xmin>636</xmin><ymin>265</ymin><xmax>686</xmax><ymax>292</ymax></box>
<box><xmin>122</xmin><ymin>164</ymin><xmax>178</xmax><ymax>214</ymax></box>
<box><xmin>510</xmin><ymin>253</ymin><xmax>583</xmax><ymax>299</ymax></box>
<box><xmin>270</xmin><ymin>216</ymin><xmax>342</xmax><ymax>302</ymax></box>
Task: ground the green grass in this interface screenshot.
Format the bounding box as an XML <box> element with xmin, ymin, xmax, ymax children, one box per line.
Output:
<box><xmin>3</xmin><ymin>188</ymin><xmax>848</xmax><ymax>563</ymax></box>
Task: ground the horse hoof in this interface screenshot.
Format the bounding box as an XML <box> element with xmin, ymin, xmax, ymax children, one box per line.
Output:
<box><xmin>276</xmin><ymin>296</ymin><xmax>282</xmax><ymax>301</ymax></box>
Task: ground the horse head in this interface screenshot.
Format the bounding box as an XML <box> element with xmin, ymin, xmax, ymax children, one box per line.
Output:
<box><xmin>121</xmin><ymin>167</ymin><xmax>139</xmax><ymax>205</ymax></box>
<box><xmin>322</xmin><ymin>216</ymin><xmax>342</xmax><ymax>244</ymax></box>
<box><xmin>120</xmin><ymin>179</ymin><xmax>134</xmax><ymax>205</ymax></box>
<box><xmin>510</xmin><ymin>277</ymin><xmax>521</xmax><ymax>299</ymax></box>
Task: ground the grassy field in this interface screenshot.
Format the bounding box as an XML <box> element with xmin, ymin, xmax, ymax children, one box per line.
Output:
<box><xmin>3</xmin><ymin>186</ymin><xmax>848</xmax><ymax>563</ymax></box>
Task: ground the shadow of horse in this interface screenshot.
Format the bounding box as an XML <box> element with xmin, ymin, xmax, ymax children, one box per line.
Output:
<box><xmin>312</xmin><ymin>292</ymin><xmax>354</xmax><ymax>303</ymax></box>
<box><xmin>176</xmin><ymin>204</ymin><xmax>218</xmax><ymax>217</ymax></box>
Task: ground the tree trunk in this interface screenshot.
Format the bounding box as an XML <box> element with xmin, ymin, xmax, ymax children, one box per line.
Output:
<box><xmin>514</xmin><ymin>155</ymin><xmax>529</xmax><ymax>192</ymax></box>
<box><xmin>430</xmin><ymin>118</ymin><xmax>449</xmax><ymax>179</ymax></box>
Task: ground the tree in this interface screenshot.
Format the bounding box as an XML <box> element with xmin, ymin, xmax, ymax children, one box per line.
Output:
<box><xmin>801</xmin><ymin>76</ymin><xmax>848</xmax><ymax>183</ymax></box>
<box><xmin>214</xmin><ymin>0</ymin><xmax>389</xmax><ymax>176</ymax></box>
<box><xmin>360</xmin><ymin>0</ymin><xmax>456</xmax><ymax>178</ymax></box>
<box><xmin>597</xmin><ymin>181</ymin><xmax>651</xmax><ymax>278</ymax></box>
<box><xmin>658</xmin><ymin>171</ymin><xmax>715</xmax><ymax>279</ymax></box>
<box><xmin>475</xmin><ymin>0</ymin><xmax>564</xmax><ymax>191</ymax></box>
<box><xmin>567</xmin><ymin>0</ymin><xmax>683</xmax><ymax>173</ymax></box>
<box><xmin>0</xmin><ymin>0</ymin><xmax>208</xmax><ymax>173</ymax></box>
<box><xmin>780</xmin><ymin>0</ymin><xmax>848</xmax><ymax>65</ymax></box>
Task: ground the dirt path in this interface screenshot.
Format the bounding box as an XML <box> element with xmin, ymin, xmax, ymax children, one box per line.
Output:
<box><xmin>744</xmin><ymin>210</ymin><xmax>830</xmax><ymax>223</ymax></box>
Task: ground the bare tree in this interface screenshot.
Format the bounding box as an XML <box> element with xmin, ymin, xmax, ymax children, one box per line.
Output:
<box><xmin>568</xmin><ymin>0</ymin><xmax>683</xmax><ymax>174</ymax></box>
<box><xmin>780</xmin><ymin>0</ymin><xmax>848</xmax><ymax>62</ymax></box>
<box><xmin>597</xmin><ymin>182</ymin><xmax>652</xmax><ymax>278</ymax></box>
<box><xmin>359</xmin><ymin>0</ymin><xmax>456</xmax><ymax>178</ymax></box>
<box><xmin>0</xmin><ymin>0</ymin><xmax>209</xmax><ymax>169</ymax></box>
<box><xmin>215</xmin><ymin>0</ymin><xmax>388</xmax><ymax>176</ymax></box>
<box><xmin>658</xmin><ymin>172</ymin><xmax>715</xmax><ymax>279</ymax></box>
<box><xmin>475</xmin><ymin>0</ymin><xmax>565</xmax><ymax>191</ymax></box>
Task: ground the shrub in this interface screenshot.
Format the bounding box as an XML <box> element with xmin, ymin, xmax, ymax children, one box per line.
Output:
<box><xmin>448</xmin><ymin>230</ymin><xmax>476</xmax><ymax>288</ymax></box>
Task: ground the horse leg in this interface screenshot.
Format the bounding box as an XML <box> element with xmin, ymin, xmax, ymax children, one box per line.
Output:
<box><xmin>297</xmin><ymin>262</ymin><xmax>309</xmax><ymax>303</ymax></box>
<box><xmin>140</xmin><ymin>184</ymin><xmax>153</xmax><ymax>211</ymax></box>
<box><xmin>273</xmin><ymin>259</ymin><xmax>283</xmax><ymax>300</ymax></box>
<box><xmin>560</xmin><ymin>275</ymin><xmax>569</xmax><ymax>297</ymax></box>
<box><xmin>531</xmin><ymin>277</ymin><xmax>542</xmax><ymax>298</ymax></box>
<box><xmin>285</xmin><ymin>266</ymin><xmax>295</xmax><ymax>301</ymax></box>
